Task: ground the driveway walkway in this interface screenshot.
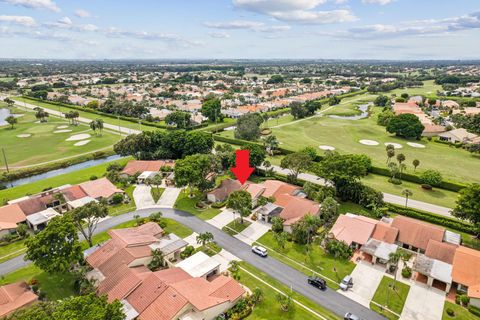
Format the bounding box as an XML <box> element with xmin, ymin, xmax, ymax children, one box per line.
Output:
<box><xmin>157</xmin><ymin>187</ymin><xmax>181</xmax><ymax>208</ymax></box>
<box><xmin>234</xmin><ymin>220</ymin><xmax>271</xmax><ymax>245</ymax></box>
<box><xmin>133</xmin><ymin>185</ymin><xmax>156</xmax><ymax>209</ymax></box>
<box><xmin>206</xmin><ymin>209</ymin><xmax>235</xmax><ymax>229</ymax></box>
<box><xmin>211</xmin><ymin>249</ymin><xmax>241</xmax><ymax>273</ymax></box>
<box><xmin>262</xmin><ymin>165</ymin><xmax>453</xmax><ymax>217</ymax></box>
<box><xmin>339</xmin><ymin>261</ymin><xmax>385</xmax><ymax>308</ymax></box>
<box><xmin>401</xmin><ymin>283</ymin><xmax>445</xmax><ymax>320</ymax></box>
<box><xmin>183</xmin><ymin>232</ymin><xmax>201</xmax><ymax>248</ymax></box>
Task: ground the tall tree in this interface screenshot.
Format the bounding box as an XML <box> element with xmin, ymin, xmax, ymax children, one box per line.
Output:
<box><xmin>201</xmin><ymin>98</ymin><xmax>223</xmax><ymax>122</ymax></box>
<box><xmin>263</xmin><ymin>135</ymin><xmax>279</xmax><ymax>156</ymax></box>
<box><xmin>402</xmin><ymin>189</ymin><xmax>413</xmax><ymax>207</ymax></box>
<box><xmin>235</xmin><ymin>113</ymin><xmax>263</xmax><ymax>141</ymax></box>
<box><xmin>280</xmin><ymin>152</ymin><xmax>312</xmax><ymax>181</ymax></box>
<box><xmin>5</xmin><ymin>115</ymin><xmax>17</xmax><ymax>129</ymax></box>
<box><xmin>25</xmin><ymin>215</ymin><xmax>83</xmax><ymax>273</ymax></box>
<box><xmin>69</xmin><ymin>201</ymin><xmax>109</xmax><ymax>248</ymax></box>
<box><xmin>452</xmin><ymin>184</ymin><xmax>480</xmax><ymax>236</ymax></box>
<box><xmin>227</xmin><ymin>190</ymin><xmax>252</xmax><ymax>224</ymax></box>
<box><xmin>174</xmin><ymin>154</ymin><xmax>218</xmax><ymax>197</ymax></box>
<box><xmin>165</xmin><ymin>111</ymin><xmax>191</xmax><ymax>128</ymax></box>
<box><xmin>386</xmin><ymin>114</ymin><xmax>425</xmax><ymax>139</ymax></box>
<box><xmin>412</xmin><ymin>159</ymin><xmax>420</xmax><ymax>171</ymax></box>
<box><xmin>196</xmin><ymin>232</ymin><xmax>214</xmax><ymax>247</ymax></box>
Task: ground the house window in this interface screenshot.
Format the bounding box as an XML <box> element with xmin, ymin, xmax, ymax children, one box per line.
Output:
<box><xmin>458</xmin><ymin>284</ymin><xmax>468</xmax><ymax>293</ymax></box>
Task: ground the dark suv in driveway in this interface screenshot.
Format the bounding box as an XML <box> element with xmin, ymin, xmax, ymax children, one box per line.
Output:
<box><xmin>307</xmin><ymin>276</ymin><xmax>327</xmax><ymax>290</ymax></box>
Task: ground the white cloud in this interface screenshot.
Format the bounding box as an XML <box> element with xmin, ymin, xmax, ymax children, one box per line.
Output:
<box><xmin>74</xmin><ymin>9</ymin><xmax>92</xmax><ymax>18</ymax></box>
<box><xmin>104</xmin><ymin>27</ymin><xmax>201</xmax><ymax>47</ymax></box>
<box><xmin>208</xmin><ymin>31</ymin><xmax>231</xmax><ymax>38</ymax></box>
<box><xmin>0</xmin><ymin>15</ymin><xmax>36</xmax><ymax>27</ymax></box>
<box><xmin>233</xmin><ymin>0</ymin><xmax>356</xmax><ymax>24</ymax></box>
<box><xmin>362</xmin><ymin>0</ymin><xmax>394</xmax><ymax>4</ymax></box>
<box><xmin>43</xmin><ymin>17</ymin><xmax>99</xmax><ymax>32</ymax></box>
<box><xmin>204</xmin><ymin>20</ymin><xmax>290</xmax><ymax>32</ymax></box>
<box><xmin>2</xmin><ymin>0</ymin><xmax>60</xmax><ymax>12</ymax></box>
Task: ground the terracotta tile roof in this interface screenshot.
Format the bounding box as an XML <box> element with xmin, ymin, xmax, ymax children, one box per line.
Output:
<box><xmin>243</xmin><ymin>183</ymin><xmax>265</xmax><ymax>199</ymax></box>
<box><xmin>126</xmin><ymin>268</ymin><xmax>192</xmax><ymax>314</ymax></box>
<box><xmin>330</xmin><ymin>214</ymin><xmax>376</xmax><ymax>246</ymax></box>
<box><xmin>275</xmin><ymin>194</ymin><xmax>320</xmax><ymax>226</ymax></box>
<box><xmin>469</xmin><ymin>284</ymin><xmax>480</xmax><ymax>299</ymax></box>
<box><xmin>425</xmin><ymin>239</ymin><xmax>458</xmax><ymax>265</ymax></box>
<box><xmin>109</xmin><ymin>222</ymin><xmax>163</xmax><ymax>247</ymax></box>
<box><xmin>86</xmin><ymin>239</ymin><xmax>123</xmax><ymax>270</ymax></box>
<box><xmin>16</xmin><ymin>198</ymin><xmax>46</xmax><ymax>216</ymax></box>
<box><xmin>61</xmin><ymin>185</ymin><xmax>88</xmax><ymax>202</ymax></box>
<box><xmin>0</xmin><ymin>204</ymin><xmax>27</xmax><ymax>225</ymax></box>
<box><xmin>122</xmin><ymin>160</ymin><xmax>174</xmax><ymax>176</ymax></box>
<box><xmin>0</xmin><ymin>281</ymin><xmax>38</xmax><ymax>317</ymax></box>
<box><xmin>371</xmin><ymin>222</ymin><xmax>399</xmax><ymax>244</ymax></box>
<box><xmin>452</xmin><ymin>246</ymin><xmax>480</xmax><ymax>287</ymax></box>
<box><xmin>79</xmin><ymin>177</ymin><xmax>124</xmax><ymax>199</ymax></box>
<box><xmin>97</xmin><ymin>265</ymin><xmax>150</xmax><ymax>302</ymax></box>
<box><xmin>261</xmin><ymin>180</ymin><xmax>299</xmax><ymax>199</ymax></box>
<box><xmin>137</xmin><ymin>287</ymin><xmax>188</xmax><ymax>320</ymax></box>
<box><xmin>391</xmin><ymin>216</ymin><xmax>445</xmax><ymax>251</ymax></box>
<box><xmin>207</xmin><ymin>179</ymin><xmax>242</xmax><ymax>202</ymax></box>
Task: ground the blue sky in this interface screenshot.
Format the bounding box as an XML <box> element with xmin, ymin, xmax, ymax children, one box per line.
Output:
<box><xmin>0</xmin><ymin>0</ymin><xmax>479</xmax><ymax>60</ymax></box>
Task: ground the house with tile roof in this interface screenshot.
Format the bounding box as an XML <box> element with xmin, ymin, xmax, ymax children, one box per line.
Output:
<box><xmin>0</xmin><ymin>281</ymin><xmax>38</xmax><ymax>317</ymax></box>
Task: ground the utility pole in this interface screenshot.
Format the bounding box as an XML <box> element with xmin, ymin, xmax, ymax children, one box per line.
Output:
<box><xmin>1</xmin><ymin>148</ymin><xmax>9</xmax><ymax>173</ymax></box>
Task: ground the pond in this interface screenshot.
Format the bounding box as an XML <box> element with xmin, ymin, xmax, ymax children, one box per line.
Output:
<box><xmin>0</xmin><ymin>108</ymin><xmax>11</xmax><ymax>126</ymax></box>
<box><xmin>1</xmin><ymin>155</ymin><xmax>123</xmax><ymax>188</ymax></box>
<box><xmin>329</xmin><ymin>103</ymin><xmax>372</xmax><ymax>120</ymax></box>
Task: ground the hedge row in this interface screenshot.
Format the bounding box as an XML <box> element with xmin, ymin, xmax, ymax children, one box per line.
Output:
<box><xmin>370</xmin><ymin>166</ymin><xmax>467</xmax><ymax>192</ymax></box>
<box><xmin>385</xmin><ymin>203</ymin><xmax>476</xmax><ymax>235</ymax></box>
<box><xmin>20</xmin><ymin>96</ymin><xmax>207</xmax><ymax>131</ymax></box>
<box><xmin>433</xmin><ymin>139</ymin><xmax>464</xmax><ymax>149</ymax></box>
<box><xmin>0</xmin><ymin>150</ymin><xmax>116</xmax><ymax>183</ymax></box>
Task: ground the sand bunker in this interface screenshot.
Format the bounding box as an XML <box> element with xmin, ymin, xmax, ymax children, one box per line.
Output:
<box><xmin>359</xmin><ymin>139</ymin><xmax>379</xmax><ymax>146</ymax></box>
<box><xmin>407</xmin><ymin>142</ymin><xmax>426</xmax><ymax>148</ymax></box>
<box><xmin>16</xmin><ymin>134</ymin><xmax>31</xmax><ymax>138</ymax></box>
<box><xmin>57</xmin><ymin>125</ymin><xmax>69</xmax><ymax>129</ymax></box>
<box><xmin>319</xmin><ymin>145</ymin><xmax>335</xmax><ymax>151</ymax></box>
<box><xmin>54</xmin><ymin>129</ymin><xmax>72</xmax><ymax>133</ymax></box>
<box><xmin>384</xmin><ymin>142</ymin><xmax>403</xmax><ymax>149</ymax></box>
<box><xmin>66</xmin><ymin>133</ymin><xmax>91</xmax><ymax>141</ymax></box>
<box><xmin>74</xmin><ymin>140</ymin><xmax>91</xmax><ymax>146</ymax></box>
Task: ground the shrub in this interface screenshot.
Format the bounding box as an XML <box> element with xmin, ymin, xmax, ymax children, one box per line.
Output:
<box><xmin>180</xmin><ymin>245</ymin><xmax>195</xmax><ymax>259</ymax></box>
<box><xmin>211</xmin><ymin>201</ymin><xmax>226</xmax><ymax>208</ymax></box>
<box><xmin>389</xmin><ymin>178</ymin><xmax>402</xmax><ymax>185</ymax></box>
<box><xmin>110</xmin><ymin>193</ymin><xmax>124</xmax><ymax>205</ymax></box>
<box><xmin>401</xmin><ymin>266</ymin><xmax>412</xmax><ymax>278</ymax></box>
<box><xmin>421</xmin><ymin>169</ymin><xmax>443</xmax><ymax>187</ymax></box>
<box><xmin>421</xmin><ymin>184</ymin><xmax>433</xmax><ymax>190</ymax></box>
<box><xmin>469</xmin><ymin>305</ymin><xmax>480</xmax><ymax>317</ymax></box>
<box><xmin>89</xmin><ymin>175</ymin><xmax>98</xmax><ymax>181</ymax></box>
<box><xmin>456</xmin><ymin>294</ymin><xmax>470</xmax><ymax>306</ymax></box>
<box><xmin>446</xmin><ymin>308</ymin><xmax>455</xmax><ymax>317</ymax></box>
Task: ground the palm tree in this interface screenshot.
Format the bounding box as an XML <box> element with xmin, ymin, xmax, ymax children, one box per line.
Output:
<box><xmin>264</xmin><ymin>135</ymin><xmax>279</xmax><ymax>156</ymax></box>
<box><xmin>228</xmin><ymin>260</ymin><xmax>240</xmax><ymax>280</ymax></box>
<box><xmin>388</xmin><ymin>162</ymin><xmax>399</xmax><ymax>180</ymax></box>
<box><xmin>386</xmin><ymin>148</ymin><xmax>395</xmax><ymax>164</ymax></box>
<box><xmin>412</xmin><ymin>159</ymin><xmax>420</xmax><ymax>171</ymax></box>
<box><xmin>196</xmin><ymin>232</ymin><xmax>214</xmax><ymax>247</ymax></box>
<box><xmin>276</xmin><ymin>292</ymin><xmax>293</xmax><ymax>312</ymax></box>
<box><xmin>385</xmin><ymin>251</ymin><xmax>403</xmax><ymax>311</ymax></box>
<box><xmin>396</xmin><ymin>153</ymin><xmax>406</xmax><ymax>165</ymax></box>
<box><xmin>304</xmin><ymin>215</ymin><xmax>319</xmax><ymax>248</ymax></box>
<box><xmin>402</xmin><ymin>189</ymin><xmax>413</xmax><ymax>207</ymax></box>
<box><xmin>273</xmin><ymin>231</ymin><xmax>288</xmax><ymax>250</ymax></box>
<box><xmin>89</xmin><ymin>120</ymin><xmax>97</xmax><ymax>134</ymax></box>
<box><xmin>96</xmin><ymin>119</ymin><xmax>104</xmax><ymax>135</ymax></box>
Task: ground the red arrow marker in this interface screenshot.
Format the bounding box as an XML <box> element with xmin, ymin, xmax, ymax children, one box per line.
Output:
<box><xmin>231</xmin><ymin>149</ymin><xmax>254</xmax><ymax>185</ymax></box>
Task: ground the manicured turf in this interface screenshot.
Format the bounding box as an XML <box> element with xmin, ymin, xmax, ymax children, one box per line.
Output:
<box><xmin>0</xmin><ymin>265</ymin><xmax>76</xmax><ymax>300</ymax></box>
<box><xmin>108</xmin><ymin>185</ymin><xmax>136</xmax><ymax>216</ymax></box>
<box><xmin>14</xmin><ymin>96</ymin><xmax>157</xmax><ymax>132</ymax></box>
<box><xmin>388</xmin><ymin>80</ymin><xmax>443</xmax><ymax>97</ymax></box>
<box><xmin>0</xmin><ymin>238</ymin><xmax>27</xmax><ymax>263</ymax></box>
<box><xmin>362</xmin><ymin>173</ymin><xmax>458</xmax><ymax>208</ymax></box>
<box><xmin>0</xmin><ymin>107</ymin><xmax>120</xmax><ymax>168</ymax></box>
<box><xmin>162</xmin><ymin>218</ymin><xmax>193</xmax><ymax>238</ymax></box>
<box><xmin>371</xmin><ymin>276</ymin><xmax>410</xmax><ymax>317</ymax></box>
<box><xmin>238</xmin><ymin>262</ymin><xmax>340</xmax><ymax>320</ymax></box>
<box><xmin>442</xmin><ymin>301</ymin><xmax>479</xmax><ymax>320</ymax></box>
<box><xmin>0</xmin><ymin>157</ymin><xmax>131</xmax><ymax>203</ymax></box>
<box><xmin>220</xmin><ymin>91</ymin><xmax>480</xmax><ymax>184</ymax></box>
<box><xmin>255</xmin><ymin>231</ymin><xmax>355</xmax><ymax>289</ymax></box>
<box><xmin>174</xmin><ymin>190</ymin><xmax>221</xmax><ymax>220</ymax></box>
<box><xmin>222</xmin><ymin>218</ymin><xmax>251</xmax><ymax>236</ymax></box>
<box><xmin>151</xmin><ymin>187</ymin><xmax>165</xmax><ymax>203</ymax></box>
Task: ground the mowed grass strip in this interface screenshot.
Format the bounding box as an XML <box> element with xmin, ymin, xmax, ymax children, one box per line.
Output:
<box><xmin>174</xmin><ymin>190</ymin><xmax>221</xmax><ymax>220</ymax></box>
<box><xmin>370</xmin><ymin>276</ymin><xmax>410</xmax><ymax>319</ymax></box>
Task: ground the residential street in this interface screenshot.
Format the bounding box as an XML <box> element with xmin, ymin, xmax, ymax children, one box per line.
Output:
<box><xmin>264</xmin><ymin>165</ymin><xmax>453</xmax><ymax>217</ymax></box>
<box><xmin>0</xmin><ymin>206</ymin><xmax>385</xmax><ymax>320</ymax></box>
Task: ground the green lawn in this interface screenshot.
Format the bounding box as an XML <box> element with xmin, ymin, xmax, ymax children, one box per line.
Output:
<box><xmin>0</xmin><ymin>106</ymin><xmax>120</xmax><ymax>168</ymax></box>
<box><xmin>255</xmin><ymin>232</ymin><xmax>355</xmax><ymax>289</ymax></box>
<box><xmin>151</xmin><ymin>187</ymin><xmax>165</xmax><ymax>203</ymax></box>
<box><xmin>174</xmin><ymin>190</ymin><xmax>221</xmax><ymax>220</ymax></box>
<box><xmin>370</xmin><ymin>276</ymin><xmax>410</xmax><ymax>318</ymax></box>
<box><xmin>442</xmin><ymin>301</ymin><xmax>479</xmax><ymax>320</ymax></box>
<box><xmin>362</xmin><ymin>173</ymin><xmax>458</xmax><ymax>208</ymax></box>
<box><xmin>222</xmin><ymin>91</ymin><xmax>480</xmax><ymax>184</ymax></box>
<box><xmin>0</xmin><ymin>264</ymin><xmax>76</xmax><ymax>300</ymax></box>
<box><xmin>322</xmin><ymin>94</ymin><xmax>377</xmax><ymax>117</ymax></box>
<box><xmin>13</xmin><ymin>96</ymin><xmax>157</xmax><ymax>132</ymax></box>
<box><xmin>388</xmin><ymin>80</ymin><xmax>443</xmax><ymax>97</ymax></box>
<box><xmin>108</xmin><ymin>185</ymin><xmax>136</xmax><ymax>216</ymax></box>
<box><xmin>0</xmin><ymin>157</ymin><xmax>131</xmax><ymax>203</ymax></box>
<box><xmin>0</xmin><ymin>238</ymin><xmax>27</xmax><ymax>263</ymax></box>
<box><xmin>238</xmin><ymin>262</ymin><xmax>340</xmax><ymax>320</ymax></box>
<box><xmin>222</xmin><ymin>218</ymin><xmax>251</xmax><ymax>236</ymax></box>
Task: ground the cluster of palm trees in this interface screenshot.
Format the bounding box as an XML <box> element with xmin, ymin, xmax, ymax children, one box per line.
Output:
<box><xmin>89</xmin><ymin>118</ymin><xmax>104</xmax><ymax>135</ymax></box>
<box><xmin>64</xmin><ymin>110</ymin><xmax>80</xmax><ymax>125</ymax></box>
<box><xmin>34</xmin><ymin>107</ymin><xmax>49</xmax><ymax>122</ymax></box>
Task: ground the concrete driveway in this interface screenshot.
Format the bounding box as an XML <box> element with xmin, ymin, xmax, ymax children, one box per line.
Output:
<box><xmin>339</xmin><ymin>261</ymin><xmax>385</xmax><ymax>307</ymax></box>
<box><xmin>206</xmin><ymin>209</ymin><xmax>235</xmax><ymax>229</ymax></box>
<box><xmin>157</xmin><ymin>187</ymin><xmax>181</xmax><ymax>208</ymax></box>
<box><xmin>133</xmin><ymin>185</ymin><xmax>156</xmax><ymax>209</ymax></box>
<box><xmin>401</xmin><ymin>283</ymin><xmax>445</xmax><ymax>320</ymax></box>
<box><xmin>183</xmin><ymin>232</ymin><xmax>201</xmax><ymax>248</ymax></box>
<box><xmin>234</xmin><ymin>220</ymin><xmax>271</xmax><ymax>245</ymax></box>
<box><xmin>212</xmin><ymin>249</ymin><xmax>241</xmax><ymax>273</ymax></box>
